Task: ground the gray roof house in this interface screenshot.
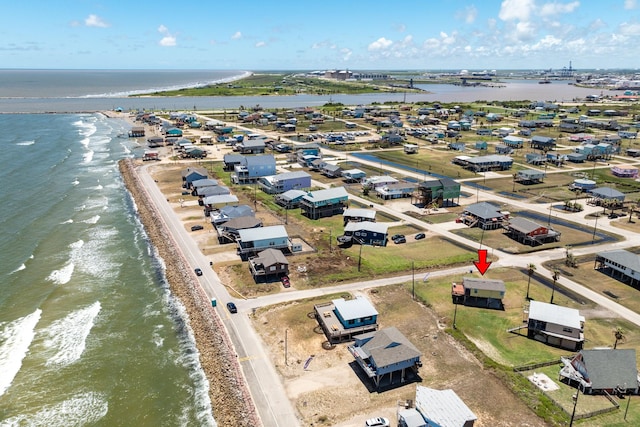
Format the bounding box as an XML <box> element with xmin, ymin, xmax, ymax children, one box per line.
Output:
<box><xmin>348</xmin><ymin>327</ymin><xmax>422</xmax><ymax>390</ymax></box>
<box><xmin>275</xmin><ymin>189</ymin><xmax>307</xmax><ymax>209</ymax></box>
<box><xmin>210</xmin><ymin>204</ymin><xmax>254</xmax><ymax>225</ymax></box>
<box><xmin>460</xmin><ymin>202</ymin><xmax>508</xmax><ymax>230</ymax></box>
<box><xmin>560</xmin><ymin>349</ymin><xmax>639</xmax><ymax>395</ymax></box>
<box><xmin>216</xmin><ymin>216</ymin><xmax>263</xmax><ymax>243</ymax></box>
<box><xmin>505</xmin><ymin>217</ymin><xmax>561</xmax><ymax>246</ymax></box>
<box><xmin>589</xmin><ymin>187</ymin><xmax>626</xmax><ymax>203</ymax></box>
<box><xmin>249</xmin><ymin>248</ymin><xmax>289</xmax><ymax>281</ymax></box>
<box><xmin>595</xmin><ymin>249</ymin><xmax>640</xmax><ymax>286</ymax></box>
<box><xmin>452</xmin><ymin>277</ymin><xmax>505</xmax><ymax>309</ymax></box>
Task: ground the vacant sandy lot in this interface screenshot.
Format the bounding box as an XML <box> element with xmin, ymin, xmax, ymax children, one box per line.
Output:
<box><xmin>252</xmin><ymin>285</ymin><xmax>549</xmax><ymax>427</ymax></box>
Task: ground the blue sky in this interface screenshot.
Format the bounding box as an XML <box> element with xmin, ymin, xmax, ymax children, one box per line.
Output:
<box><xmin>3</xmin><ymin>0</ymin><xmax>640</xmax><ymax>70</ymax></box>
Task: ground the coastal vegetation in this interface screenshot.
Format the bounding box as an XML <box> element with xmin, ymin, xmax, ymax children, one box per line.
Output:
<box><xmin>139</xmin><ymin>72</ymin><xmax>423</xmax><ymax>97</ymax></box>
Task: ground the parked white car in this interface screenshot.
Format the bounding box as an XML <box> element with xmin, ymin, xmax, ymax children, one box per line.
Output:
<box><xmin>365</xmin><ymin>417</ymin><xmax>390</xmax><ymax>427</ymax></box>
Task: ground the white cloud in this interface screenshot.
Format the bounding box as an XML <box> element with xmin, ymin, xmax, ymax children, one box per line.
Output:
<box><xmin>85</xmin><ymin>14</ymin><xmax>109</xmax><ymax>28</ymax></box>
<box><xmin>625</xmin><ymin>0</ymin><xmax>637</xmax><ymax>9</ymax></box>
<box><xmin>255</xmin><ymin>41</ymin><xmax>266</xmax><ymax>47</ymax></box>
<box><xmin>159</xmin><ymin>36</ymin><xmax>176</xmax><ymax>47</ymax></box>
<box><xmin>499</xmin><ymin>0</ymin><xmax>535</xmax><ymax>21</ymax></box>
<box><xmin>620</xmin><ymin>21</ymin><xmax>640</xmax><ymax>35</ymax></box>
<box><xmin>340</xmin><ymin>48</ymin><xmax>352</xmax><ymax>61</ymax></box>
<box><xmin>461</xmin><ymin>5</ymin><xmax>478</xmax><ymax>24</ymax></box>
<box><xmin>158</xmin><ymin>25</ymin><xmax>176</xmax><ymax>47</ymax></box>
<box><xmin>539</xmin><ymin>1</ymin><xmax>580</xmax><ymax>17</ymax></box>
<box><xmin>231</xmin><ymin>31</ymin><xmax>242</xmax><ymax>40</ymax></box>
<box><xmin>368</xmin><ymin>37</ymin><xmax>393</xmax><ymax>51</ymax></box>
<box><xmin>532</xmin><ymin>34</ymin><xmax>562</xmax><ymax>49</ymax></box>
<box><xmin>515</xmin><ymin>21</ymin><xmax>536</xmax><ymax>40</ymax></box>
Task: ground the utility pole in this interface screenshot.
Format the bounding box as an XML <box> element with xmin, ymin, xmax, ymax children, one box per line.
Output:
<box><xmin>284</xmin><ymin>329</ymin><xmax>288</xmax><ymax>366</ymax></box>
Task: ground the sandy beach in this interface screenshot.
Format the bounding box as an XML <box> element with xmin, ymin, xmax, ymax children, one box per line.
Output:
<box><xmin>118</xmin><ymin>156</ymin><xmax>260</xmax><ymax>426</ymax></box>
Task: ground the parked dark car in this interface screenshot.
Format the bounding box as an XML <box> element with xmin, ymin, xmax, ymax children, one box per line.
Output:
<box><xmin>226</xmin><ymin>302</ymin><xmax>238</xmax><ymax>313</ymax></box>
<box><xmin>191</xmin><ymin>225</ymin><xmax>204</xmax><ymax>231</ymax></box>
<box><xmin>414</xmin><ymin>233</ymin><xmax>426</xmax><ymax>240</ymax></box>
<box><xmin>194</xmin><ymin>268</ymin><xmax>203</xmax><ymax>276</ymax></box>
<box><xmin>281</xmin><ymin>275</ymin><xmax>290</xmax><ymax>288</ymax></box>
<box><xmin>391</xmin><ymin>234</ymin><xmax>405</xmax><ymax>241</ymax></box>
<box><xmin>393</xmin><ymin>236</ymin><xmax>406</xmax><ymax>244</ymax></box>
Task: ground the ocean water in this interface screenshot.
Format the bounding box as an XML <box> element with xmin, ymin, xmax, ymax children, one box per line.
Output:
<box><xmin>0</xmin><ymin>113</ymin><xmax>215</xmax><ymax>426</ymax></box>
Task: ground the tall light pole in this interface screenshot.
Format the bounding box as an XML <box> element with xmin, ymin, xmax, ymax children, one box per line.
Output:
<box><xmin>569</xmin><ymin>390</ymin><xmax>579</xmax><ymax>427</ymax></box>
<box><xmin>550</xmin><ymin>270</ymin><xmax>560</xmax><ymax>304</ymax></box>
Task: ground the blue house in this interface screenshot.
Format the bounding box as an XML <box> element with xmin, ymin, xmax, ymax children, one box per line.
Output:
<box><xmin>503</xmin><ymin>135</ymin><xmax>524</xmax><ymax>148</ymax></box>
<box><xmin>258</xmin><ymin>171</ymin><xmax>311</xmax><ymax>194</ymax></box>
<box><xmin>274</xmin><ymin>189</ymin><xmax>307</xmax><ymax>209</ymax></box>
<box><xmin>237</xmin><ymin>225</ymin><xmax>289</xmax><ymax>258</ymax></box>
<box><xmin>232</xmin><ymin>155</ymin><xmax>276</xmax><ymax>184</ymax></box>
<box><xmin>530</xmin><ymin>135</ymin><xmax>556</xmax><ymax>151</ymax></box>
<box><xmin>313</xmin><ymin>296</ymin><xmax>379</xmax><ymax>344</ymax></box>
<box><xmin>296</xmin><ymin>143</ymin><xmax>322</xmax><ymax>166</ymax></box>
<box><xmin>181</xmin><ymin>167</ymin><xmax>208</xmax><ymax>188</ymax></box>
<box><xmin>341</xmin><ymin>168</ymin><xmax>367</xmax><ymax>183</ymax></box>
<box><xmin>341</xmin><ymin>222</ymin><xmax>388</xmax><ymax>246</ymax></box>
<box><xmin>348</xmin><ymin>327</ymin><xmax>422</xmax><ymax>390</ymax></box>
<box><xmin>300</xmin><ymin>187</ymin><xmax>349</xmax><ymax>220</ymax></box>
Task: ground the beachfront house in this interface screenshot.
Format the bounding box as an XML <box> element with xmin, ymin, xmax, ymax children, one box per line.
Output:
<box><xmin>348</xmin><ymin>327</ymin><xmax>422</xmax><ymax>390</ymax></box>
<box><xmin>236</xmin><ymin>225</ymin><xmax>290</xmax><ymax>259</ymax></box>
<box><xmin>526</xmin><ymin>301</ymin><xmax>584</xmax><ymax>350</ymax></box>
<box><xmin>216</xmin><ymin>216</ymin><xmax>263</xmax><ymax>244</ymax></box>
<box><xmin>258</xmin><ymin>171</ymin><xmax>311</xmax><ymax>194</ymax></box>
<box><xmin>248</xmin><ymin>248</ymin><xmax>289</xmax><ymax>282</ymax></box>
<box><xmin>210</xmin><ymin>204</ymin><xmax>254</xmax><ymax>226</ymax></box>
<box><xmin>231</xmin><ymin>155</ymin><xmax>277</xmax><ymax>184</ymax></box>
<box><xmin>300</xmin><ymin>187</ymin><xmax>349</xmax><ymax>220</ymax></box>
<box><xmin>451</xmin><ymin>277</ymin><xmax>506</xmax><ymax>309</ymax></box>
<box><xmin>181</xmin><ymin>167</ymin><xmax>208</xmax><ymax>187</ymax></box>
<box><xmin>314</xmin><ymin>296</ymin><xmax>379</xmax><ymax>344</ymax></box>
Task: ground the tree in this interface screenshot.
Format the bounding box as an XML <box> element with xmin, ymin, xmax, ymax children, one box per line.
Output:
<box><xmin>614</xmin><ymin>327</ymin><xmax>626</xmax><ymax>349</ymax></box>
<box><xmin>526</xmin><ymin>263</ymin><xmax>536</xmax><ymax>300</ymax></box>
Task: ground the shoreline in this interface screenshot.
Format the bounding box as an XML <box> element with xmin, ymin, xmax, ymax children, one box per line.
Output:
<box><xmin>118</xmin><ymin>158</ymin><xmax>260</xmax><ymax>427</ymax></box>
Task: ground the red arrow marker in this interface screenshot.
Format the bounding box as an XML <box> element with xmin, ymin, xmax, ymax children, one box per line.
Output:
<box><xmin>473</xmin><ymin>249</ymin><xmax>492</xmax><ymax>275</ymax></box>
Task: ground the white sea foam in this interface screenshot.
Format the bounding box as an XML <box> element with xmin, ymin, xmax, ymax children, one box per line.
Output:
<box><xmin>43</xmin><ymin>301</ymin><xmax>101</xmax><ymax>367</ymax></box>
<box><xmin>60</xmin><ymin>219</ymin><xmax>73</xmax><ymax>224</ymax></box>
<box><xmin>83</xmin><ymin>150</ymin><xmax>94</xmax><ymax>164</ymax></box>
<box><xmin>72</xmin><ymin>178</ymin><xmax>79</xmax><ymax>186</ymax></box>
<box><xmin>83</xmin><ymin>215</ymin><xmax>100</xmax><ymax>224</ymax></box>
<box><xmin>80</xmin><ymin>137</ymin><xmax>90</xmax><ymax>148</ymax></box>
<box><xmin>0</xmin><ymin>391</ymin><xmax>108</xmax><ymax>426</ymax></box>
<box><xmin>0</xmin><ymin>309</ymin><xmax>42</xmax><ymax>397</ymax></box>
<box><xmin>46</xmin><ymin>262</ymin><xmax>74</xmax><ymax>285</ymax></box>
<box><xmin>10</xmin><ymin>263</ymin><xmax>26</xmax><ymax>274</ymax></box>
<box><xmin>16</xmin><ymin>140</ymin><xmax>35</xmax><ymax>146</ymax></box>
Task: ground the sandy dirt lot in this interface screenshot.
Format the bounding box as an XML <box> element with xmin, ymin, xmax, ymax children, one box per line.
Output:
<box><xmin>252</xmin><ymin>285</ymin><xmax>549</xmax><ymax>427</ymax></box>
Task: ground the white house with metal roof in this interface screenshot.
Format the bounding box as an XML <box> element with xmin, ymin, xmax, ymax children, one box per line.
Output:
<box><xmin>409</xmin><ymin>386</ymin><xmax>477</xmax><ymax>427</ymax></box>
<box><xmin>527</xmin><ymin>301</ymin><xmax>585</xmax><ymax>350</ymax></box>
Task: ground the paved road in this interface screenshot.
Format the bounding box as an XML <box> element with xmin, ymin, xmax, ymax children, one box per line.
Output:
<box><xmin>138</xmin><ymin>140</ymin><xmax>640</xmax><ymax>427</ymax></box>
<box><xmin>137</xmin><ymin>164</ymin><xmax>299</xmax><ymax>427</ymax></box>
